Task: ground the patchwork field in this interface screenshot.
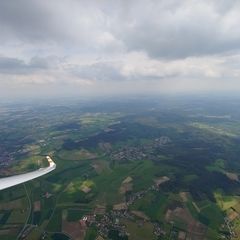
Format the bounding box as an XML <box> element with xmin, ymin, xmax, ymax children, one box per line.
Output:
<box><xmin>1</xmin><ymin>98</ymin><xmax>240</xmax><ymax>239</ymax></box>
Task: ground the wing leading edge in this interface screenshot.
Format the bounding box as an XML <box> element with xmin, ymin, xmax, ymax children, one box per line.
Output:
<box><xmin>0</xmin><ymin>156</ymin><xmax>56</xmax><ymax>190</ymax></box>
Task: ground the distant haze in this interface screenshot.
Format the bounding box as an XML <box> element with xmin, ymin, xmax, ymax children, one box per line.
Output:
<box><xmin>1</xmin><ymin>0</ymin><xmax>240</xmax><ymax>99</ymax></box>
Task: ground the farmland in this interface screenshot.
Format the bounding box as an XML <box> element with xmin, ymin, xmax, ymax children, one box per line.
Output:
<box><xmin>1</xmin><ymin>96</ymin><xmax>240</xmax><ymax>239</ymax></box>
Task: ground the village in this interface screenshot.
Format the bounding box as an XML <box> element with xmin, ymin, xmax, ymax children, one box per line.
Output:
<box><xmin>110</xmin><ymin>136</ymin><xmax>171</xmax><ymax>163</ymax></box>
<box><xmin>77</xmin><ymin>176</ymin><xmax>170</xmax><ymax>240</ymax></box>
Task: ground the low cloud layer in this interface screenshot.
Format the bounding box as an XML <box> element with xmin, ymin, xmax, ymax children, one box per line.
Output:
<box><xmin>1</xmin><ymin>0</ymin><xmax>240</xmax><ymax>99</ymax></box>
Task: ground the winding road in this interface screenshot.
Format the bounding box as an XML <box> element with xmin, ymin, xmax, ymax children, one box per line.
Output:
<box><xmin>0</xmin><ymin>156</ymin><xmax>56</xmax><ymax>190</ymax></box>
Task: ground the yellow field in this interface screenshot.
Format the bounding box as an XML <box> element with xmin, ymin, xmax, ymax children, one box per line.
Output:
<box><xmin>65</xmin><ymin>178</ymin><xmax>95</xmax><ymax>194</ymax></box>
<box><xmin>214</xmin><ymin>191</ymin><xmax>240</xmax><ymax>211</ymax></box>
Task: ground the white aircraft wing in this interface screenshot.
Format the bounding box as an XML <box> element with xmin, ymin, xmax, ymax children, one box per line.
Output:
<box><xmin>0</xmin><ymin>156</ymin><xmax>56</xmax><ymax>190</ymax></box>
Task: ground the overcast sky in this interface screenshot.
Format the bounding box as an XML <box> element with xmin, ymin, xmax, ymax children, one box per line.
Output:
<box><xmin>1</xmin><ymin>0</ymin><xmax>240</xmax><ymax>99</ymax></box>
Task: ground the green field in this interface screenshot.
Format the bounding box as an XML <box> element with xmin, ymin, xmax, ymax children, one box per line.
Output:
<box><xmin>1</xmin><ymin>98</ymin><xmax>240</xmax><ymax>239</ymax></box>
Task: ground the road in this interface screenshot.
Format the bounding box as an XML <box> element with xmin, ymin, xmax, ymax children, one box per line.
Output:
<box><xmin>0</xmin><ymin>156</ymin><xmax>56</xmax><ymax>190</ymax></box>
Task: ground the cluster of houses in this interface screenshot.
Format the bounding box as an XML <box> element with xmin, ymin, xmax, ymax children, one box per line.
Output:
<box><xmin>109</xmin><ymin>136</ymin><xmax>171</xmax><ymax>163</ymax></box>
<box><xmin>79</xmin><ymin>175</ymin><xmax>170</xmax><ymax>239</ymax></box>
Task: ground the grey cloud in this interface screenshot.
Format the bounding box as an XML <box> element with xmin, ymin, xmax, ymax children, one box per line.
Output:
<box><xmin>70</xmin><ymin>62</ymin><xmax>126</xmax><ymax>82</ymax></box>
<box><xmin>0</xmin><ymin>56</ymin><xmax>55</xmax><ymax>74</ymax></box>
<box><xmin>0</xmin><ymin>1</ymin><xmax>59</xmax><ymax>42</ymax></box>
<box><xmin>1</xmin><ymin>0</ymin><xmax>240</xmax><ymax>98</ymax></box>
<box><xmin>0</xmin><ymin>57</ymin><xmax>25</xmax><ymax>74</ymax></box>
<box><xmin>69</xmin><ymin>59</ymin><xmax>181</xmax><ymax>83</ymax></box>
<box><xmin>1</xmin><ymin>0</ymin><xmax>240</xmax><ymax>59</ymax></box>
<box><xmin>110</xmin><ymin>0</ymin><xmax>240</xmax><ymax>58</ymax></box>
<box><xmin>0</xmin><ymin>0</ymin><xmax>115</xmax><ymax>52</ymax></box>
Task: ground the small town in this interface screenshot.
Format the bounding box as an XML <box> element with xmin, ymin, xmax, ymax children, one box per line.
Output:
<box><xmin>77</xmin><ymin>176</ymin><xmax>170</xmax><ymax>240</ymax></box>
